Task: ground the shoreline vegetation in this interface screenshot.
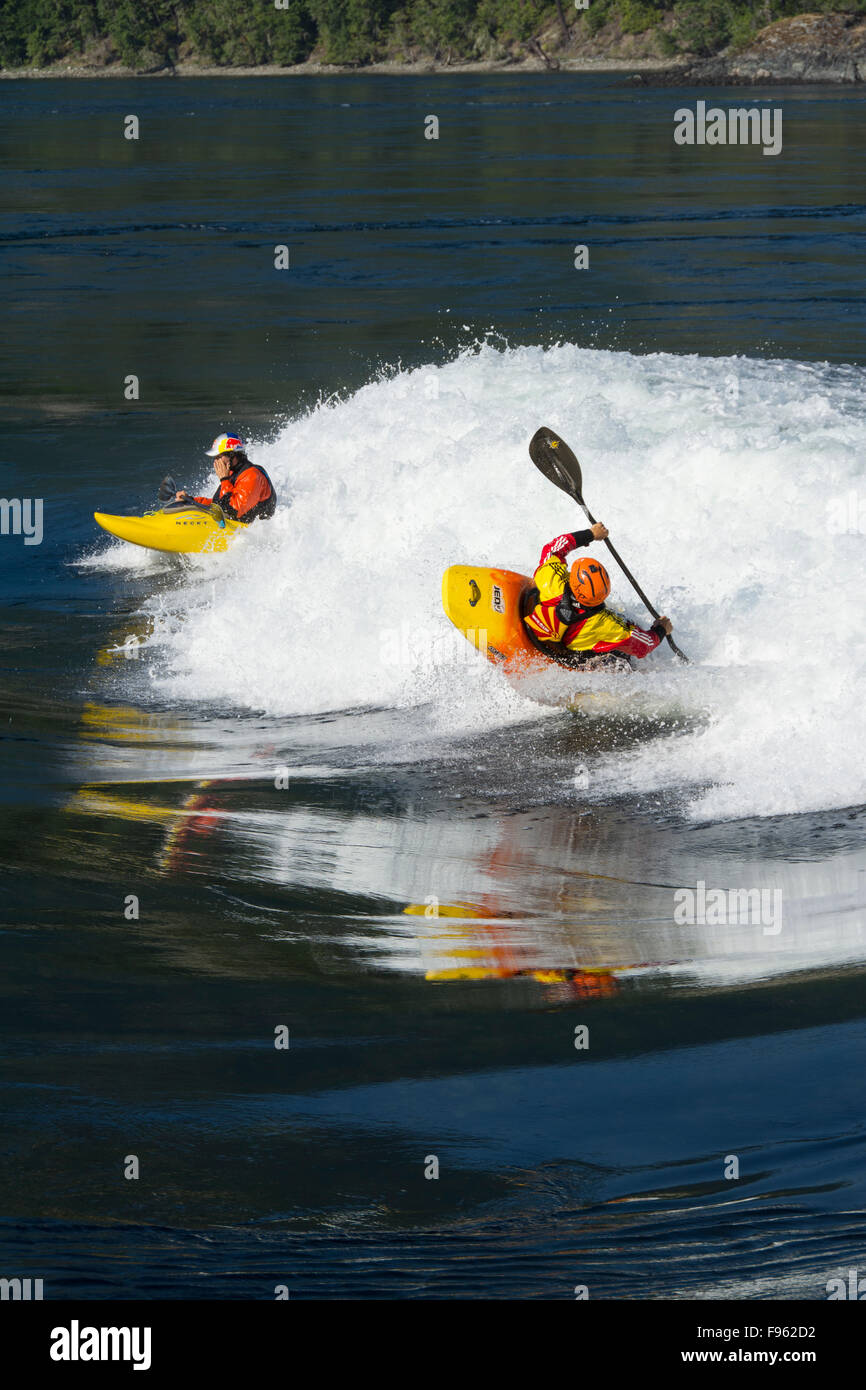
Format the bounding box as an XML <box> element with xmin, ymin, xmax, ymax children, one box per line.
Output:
<box><xmin>1</xmin><ymin>4</ymin><xmax>865</xmax><ymax>84</ymax></box>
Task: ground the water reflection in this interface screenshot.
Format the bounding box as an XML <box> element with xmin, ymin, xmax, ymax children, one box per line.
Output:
<box><xmin>63</xmin><ymin>682</ymin><xmax>866</xmax><ymax>999</ymax></box>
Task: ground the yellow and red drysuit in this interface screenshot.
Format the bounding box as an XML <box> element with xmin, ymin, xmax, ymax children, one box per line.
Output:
<box><xmin>524</xmin><ymin>528</ymin><xmax>666</xmax><ymax>661</ymax></box>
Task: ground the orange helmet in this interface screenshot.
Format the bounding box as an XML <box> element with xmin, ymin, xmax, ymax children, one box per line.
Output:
<box><xmin>569</xmin><ymin>555</ymin><xmax>611</xmax><ymax>607</ymax></box>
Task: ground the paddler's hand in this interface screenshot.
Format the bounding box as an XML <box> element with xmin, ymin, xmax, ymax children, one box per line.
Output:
<box><xmin>174</xmin><ymin>490</ymin><xmax>193</xmax><ymax>502</ymax></box>
<box><xmin>657</xmin><ymin>616</ymin><xmax>672</xmax><ymax>635</ymax></box>
<box><xmin>214</xmin><ymin>457</ymin><xmax>232</xmax><ymax>481</ymax></box>
<box><xmin>590</xmin><ymin>522</ymin><xmax>609</xmax><ymax>540</ymax></box>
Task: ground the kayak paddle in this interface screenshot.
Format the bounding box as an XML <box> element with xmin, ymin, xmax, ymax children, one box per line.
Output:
<box><xmin>528</xmin><ymin>426</ymin><xmax>690</xmax><ymax>664</ymax></box>
<box><xmin>157</xmin><ymin>475</ymin><xmax>225</xmax><ymax>528</ymax></box>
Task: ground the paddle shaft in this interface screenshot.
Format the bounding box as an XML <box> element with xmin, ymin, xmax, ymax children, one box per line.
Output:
<box><xmin>574</xmin><ymin>489</ymin><xmax>690</xmax><ymax>665</ymax></box>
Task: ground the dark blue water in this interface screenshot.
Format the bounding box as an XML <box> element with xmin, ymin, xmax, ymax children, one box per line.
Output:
<box><xmin>1</xmin><ymin>74</ymin><xmax>865</xmax><ymax>1300</ymax></box>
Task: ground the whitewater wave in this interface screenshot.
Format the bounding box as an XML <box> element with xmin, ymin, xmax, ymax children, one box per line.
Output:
<box><xmin>102</xmin><ymin>341</ymin><xmax>865</xmax><ymax>822</ymax></box>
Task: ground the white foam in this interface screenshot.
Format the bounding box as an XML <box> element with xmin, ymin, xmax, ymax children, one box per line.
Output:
<box><xmin>76</xmin><ymin>537</ymin><xmax>167</xmax><ymax>573</ymax></box>
<box><xmin>129</xmin><ymin>342</ymin><xmax>864</xmax><ymax>821</ymax></box>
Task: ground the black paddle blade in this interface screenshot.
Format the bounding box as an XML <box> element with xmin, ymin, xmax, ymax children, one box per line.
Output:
<box><xmin>528</xmin><ymin>426</ymin><xmax>584</xmax><ymax>501</ymax></box>
<box><xmin>157</xmin><ymin>475</ymin><xmax>179</xmax><ymax>504</ymax></box>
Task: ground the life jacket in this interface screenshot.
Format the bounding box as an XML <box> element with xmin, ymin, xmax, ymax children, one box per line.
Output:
<box><xmin>521</xmin><ymin>584</ymin><xmax>599</xmax><ymax>667</ymax></box>
<box><xmin>213</xmin><ymin>457</ymin><xmax>277</xmax><ymax>523</ymax></box>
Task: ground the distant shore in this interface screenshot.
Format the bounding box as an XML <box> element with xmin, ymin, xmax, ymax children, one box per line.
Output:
<box><xmin>3</xmin><ymin>13</ymin><xmax>864</xmax><ymax>85</ymax></box>
<box><xmin>0</xmin><ymin>56</ymin><xmax>683</xmax><ymax>79</ymax></box>
<box><xmin>2</xmin><ymin>56</ymin><xmax>862</xmax><ymax>84</ymax></box>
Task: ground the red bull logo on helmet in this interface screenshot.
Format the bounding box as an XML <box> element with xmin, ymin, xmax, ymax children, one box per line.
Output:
<box><xmin>206</xmin><ymin>433</ymin><xmax>245</xmax><ymax>456</ymax></box>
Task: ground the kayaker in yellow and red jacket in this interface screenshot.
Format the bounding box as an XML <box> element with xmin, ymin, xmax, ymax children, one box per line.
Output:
<box><xmin>524</xmin><ymin>523</ymin><xmax>672</xmax><ymax>666</ymax></box>
<box><xmin>176</xmin><ymin>434</ymin><xmax>276</xmax><ymax>524</ymax></box>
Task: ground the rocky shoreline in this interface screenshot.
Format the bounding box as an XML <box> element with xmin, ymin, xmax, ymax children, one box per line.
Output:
<box><xmin>0</xmin><ymin>56</ymin><xmax>683</xmax><ymax>79</ymax></box>
<box><xmin>638</xmin><ymin>15</ymin><xmax>866</xmax><ymax>85</ymax></box>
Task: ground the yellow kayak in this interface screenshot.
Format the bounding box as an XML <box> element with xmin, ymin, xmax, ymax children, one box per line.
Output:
<box><xmin>94</xmin><ymin>504</ymin><xmax>242</xmax><ymax>554</ymax></box>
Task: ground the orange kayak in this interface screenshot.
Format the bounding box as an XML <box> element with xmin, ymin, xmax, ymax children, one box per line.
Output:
<box><xmin>442</xmin><ymin>564</ymin><xmax>634</xmax><ymax>711</ymax></box>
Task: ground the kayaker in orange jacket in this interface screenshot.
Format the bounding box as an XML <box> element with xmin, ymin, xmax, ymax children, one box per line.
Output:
<box><xmin>524</xmin><ymin>523</ymin><xmax>672</xmax><ymax>669</ymax></box>
<box><xmin>176</xmin><ymin>433</ymin><xmax>276</xmax><ymax>524</ymax></box>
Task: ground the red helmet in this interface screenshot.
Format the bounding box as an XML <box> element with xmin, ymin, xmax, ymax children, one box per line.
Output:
<box><xmin>569</xmin><ymin>555</ymin><xmax>611</xmax><ymax>607</ymax></box>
